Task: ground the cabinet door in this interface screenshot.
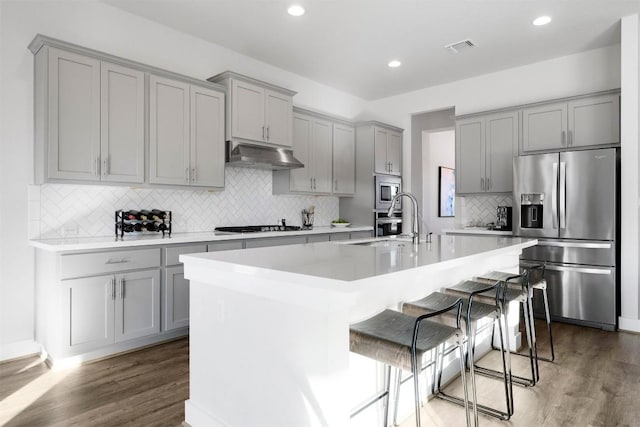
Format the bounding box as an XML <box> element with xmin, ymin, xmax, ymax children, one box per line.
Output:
<box><xmin>289</xmin><ymin>114</ymin><xmax>313</xmax><ymax>192</ymax></box>
<box><xmin>231</xmin><ymin>79</ymin><xmax>265</xmax><ymax>142</ymax></box>
<box><xmin>100</xmin><ymin>62</ymin><xmax>145</xmax><ymax>183</ymax></box>
<box><xmin>387</xmin><ymin>131</ymin><xmax>402</xmax><ymax>176</ymax></box>
<box><xmin>190</xmin><ymin>85</ymin><xmax>225</xmax><ymax>187</ymax></box>
<box><xmin>63</xmin><ymin>275</ymin><xmax>115</xmax><ymax>354</ymax></box>
<box><xmin>311</xmin><ymin>118</ymin><xmax>333</xmax><ymax>193</ymax></box>
<box><xmin>47</xmin><ymin>48</ymin><xmax>101</xmax><ymax>181</ymax></box>
<box><xmin>164</xmin><ymin>266</ymin><xmax>189</xmax><ymax>331</ymax></box>
<box><xmin>265</xmin><ymin>89</ymin><xmax>293</xmax><ymax>147</ymax></box>
<box><xmin>332</xmin><ymin>123</ymin><xmax>355</xmax><ymax>195</ymax></box>
<box><xmin>568</xmin><ymin>94</ymin><xmax>620</xmax><ymax>148</ymax></box>
<box><xmin>149</xmin><ymin>75</ymin><xmax>190</xmax><ymax>185</ymax></box>
<box><xmin>522</xmin><ymin>102</ymin><xmax>567</xmax><ymax>152</ymax></box>
<box><xmin>485</xmin><ymin>111</ymin><xmax>517</xmax><ymax>193</ymax></box>
<box><xmin>115</xmin><ymin>269</ymin><xmax>161</xmax><ymax>342</ymax></box>
<box><xmin>456</xmin><ymin>118</ymin><xmax>485</xmax><ymax>193</ymax></box>
<box><xmin>374</xmin><ymin>127</ymin><xmax>389</xmax><ymax>174</ymax></box>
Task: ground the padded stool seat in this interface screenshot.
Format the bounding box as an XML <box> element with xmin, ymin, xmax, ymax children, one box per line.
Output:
<box><xmin>476</xmin><ymin>267</ymin><xmax>554</xmax><ymax>363</ymax></box>
<box><xmin>402</xmin><ymin>285</ymin><xmax>512</xmax><ymax>423</ymax></box>
<box><xmin>350</xmin><ymin>306</ymin><xmax>471</xmax><ymax>427</ymax></box>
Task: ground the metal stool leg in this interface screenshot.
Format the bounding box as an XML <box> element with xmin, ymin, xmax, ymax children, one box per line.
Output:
<box><xmin>382</xmin><ymin>364</ymin><xmax>392</xmax><ymax>427</ymax></box>
<box><xmin>540</xmin><ymin>286</ymin><xmax>555</xmax><ymax>362</ymax></box>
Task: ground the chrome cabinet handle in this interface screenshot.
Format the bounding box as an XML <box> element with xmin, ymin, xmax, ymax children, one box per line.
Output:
<box><xmin>185</xmin><ymin>167</ymin><xmax>189</xmax><ymax>183</ymax></box>
<box><xmin>561</xmin><ymin>130</ymin><xmax>566</xmax><ymax>146</ymax></box>
<box><xmin>94</xmin><ymin>156</ymin><xmax>100</xmax><ymax>176</ymax></box>
<box><xmin>310</xmin><ymin>177</ymin><xmax>313</xmax><ymax>189</ymax></box>
<box><xmin>111</xmin><ymin>278</ymin><xmax>115</xmax><ymax>300</ymax></box>
<box><xmin>102</xmin><ymin>157</ymin><xmax>108</xmax><ymax>176</ymax></box>
<box><xmin>105</xmin><ymin>258</ymin><xmax>130</xmax><ymax>264</ymax></box>
<box><xmin>313</xmin><ymin>178</ymin><xmax>316</xmax><ymax>189</ymax></box>
<box><xmin>480</xmin><ymin>177</ymin><xmax>484</xmax><ymax>190</ymax></box>
<box><xmin>568</xmin><ymin>130</ymin><xmax>573</xmax><ymax>146</ymax></box>
<box><xmin>487</xmin><ymin>177</ymin><xmax>491</xmax><ymax>190</ymax></box>
<box><xmin>192</xmin><ymin>167</ymin><xmax>197</xmax><ymax>182</ymax></box>
<box><xmin>262</xmin><ymin>125</ymin><xmax>266</xmax><ymax>140</ymax></box>
<box><xmin>266</xmin><ymin>126</ymin><xmax>270</xmax><ymax>140</ymax></box>
<box><xmin>118</xmin><ymin>278</ymin><xmax>125</xmax><ymax>299</ymax></box>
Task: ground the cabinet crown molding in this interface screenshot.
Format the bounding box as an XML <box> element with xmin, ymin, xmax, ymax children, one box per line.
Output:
<box><xmin>28</xmin><ymin>34</ymin><xmax>226</xmax><ymax>93</ymax></box>
<box><xmin>208</xmin><ymin>71</ymin><xmax>297</xmax><ymax>96</ymax></box>
<box><xmin>355</xmin><ymin>120</ymin><xmax>404</xmax><ymax>133</ymax></box>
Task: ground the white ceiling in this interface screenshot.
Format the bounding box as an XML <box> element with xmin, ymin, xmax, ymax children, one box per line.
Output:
<box><xmin>103</xmin><ymin>0</ymin><xmax>640</xmax><ymax>101</ymax></box>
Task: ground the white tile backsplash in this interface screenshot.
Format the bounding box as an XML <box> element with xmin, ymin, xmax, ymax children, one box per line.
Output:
<box><xmin>33</xmin><ymin>167</ymin><xmax>339</xmax><ymax>239</ymax></box>
<box><xmin>458</xmin><ymin>194</ymin><xmax>513</xmax><ymax>227</ymax></box>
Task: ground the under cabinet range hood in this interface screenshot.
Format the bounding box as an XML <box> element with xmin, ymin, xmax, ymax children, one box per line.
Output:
<box><xmin>226</xmin><ymin>141</ymin><xmax>304</xmax><ymax>170</ymax></box>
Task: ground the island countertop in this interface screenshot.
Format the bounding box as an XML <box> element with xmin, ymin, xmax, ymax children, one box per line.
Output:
<box><xmin>181</xmin><ymin>234</ymin><xmax>536</xmax><ymax>283</ymax></box>
<box><xmin>181</xmin><ymin>234</ymin><xmax>537</xmax><ymax>427</ymax></box>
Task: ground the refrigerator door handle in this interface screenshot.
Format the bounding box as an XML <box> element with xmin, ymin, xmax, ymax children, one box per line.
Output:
<box><xmin>552</xmin><ymin>162</ymin><xmax>558</xmax><ymax>229</ymax></box>
<box><xmin>536</xmin><ymin>241</ymin><xmax>612</xmax><ymax>249</ymax></box>
<box><xmin>543</xmin><ymin>264</ymin><xmax>612</xmax><ymax>275</ymax></box>
<box><xmin>559</xmin><ymin>161</ymin><xmax>566</xmax><ymax>229</ymax></box>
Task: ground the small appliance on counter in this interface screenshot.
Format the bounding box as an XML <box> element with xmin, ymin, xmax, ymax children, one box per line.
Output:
<box><xmin>301</xmin><ymin>205</ymin><xmax>315</xmax><ymax>229</ymax></box>
<box><xmin>494</xmin><ymin>206</ymin><xmax>512</xmax><ymax>231</ymax></box>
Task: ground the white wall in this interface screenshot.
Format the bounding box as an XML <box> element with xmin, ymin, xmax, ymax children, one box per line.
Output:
<box><xmin>0</xmin><ymin>0</ymin><xmax>367</xmax><ymax>360</ymax></box>
<box><xmin>620</xmin><ymin>14</ymin><xmax>640</xmax><ymax>332</ymax></box>
<box><xmin>422</xmin><ymin>130</ymin><xmax>455</xmax><ymax>234</ymax></box>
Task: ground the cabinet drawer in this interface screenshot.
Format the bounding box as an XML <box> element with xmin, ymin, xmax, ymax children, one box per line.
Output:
<box><xmin>208</xmin><ymin>240</ymin><xmax>244</xmax><ymax>252</ymax></box>
<box><xmin>307</xmin><ymin>234</ymin><xmax>330</xmax><ymax>243</ymax></box>
<box><xmin>165</xmin><ymin>244</ymin><xmax>207</xmax><ymax>266</ymax></box>
<box><xmin>350</xmin><ymin>231</ymin><xmax>373</xmax><ymax>240</ymax></box>
<box><xmin>245</xmin><ymin>236</ymin><xmax>307</xmax><ymax>248</ymax></box>
<box><xmin>60</xmin><ymin>248</ymin><xmax>161</xmax><ymax>279</ymax></box>
<box><xmin>329</xmin><ymin>233</ymin><xmax>351</xmax><ymax>242</ymax></box>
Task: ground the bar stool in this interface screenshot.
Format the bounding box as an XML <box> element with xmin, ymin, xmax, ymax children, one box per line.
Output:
<box><xmin>401</xmin><ymin>280</ymin><xmax>511</xmax><ymax>425</ymax></box>
<box><xmin>476</xmin><ymin>263</ymin><xmax>555</xmax><ymax>363</ymax></box>
<box><xmin>446</xmin><ymin>272</ymin><xmax>539</xmax><ymax>388</ymax></box>
<box><xmin>349</xmin><ymin>301</ymin><xmax>472</xmax><ymax>427</ymax></box>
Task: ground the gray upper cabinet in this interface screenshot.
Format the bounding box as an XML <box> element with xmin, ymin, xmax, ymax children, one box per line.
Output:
<box><xmin>522</xmin><ymin>93</ymin><xmax>619</xmax><ymax>153</ymax></box>
<box><xmin>332</xmin><ymin>123</ymin><xmax>355</xmax><ymax>195</ymax></box>
<box><xmin>30</xmin><ymin>35</ymin><xmax>226</xmax><ymax>188</ymax></box>
<box><xmin>373</xmin><ymin>126</ymin><xmax>402</xmax><ymax>176</ymax></box>
<box><xmin>149</xmin><ymin>75</ymin><xmax>225</xmax><ymax>188</ymax></box>
<box><xmin>149</xmin><ymin>75</ymin><xmax>190</xmax><ymax>185</ymax></box>
<box><xmin>209</xmin><ymin>71</ymin><xmax>296</xmax><ymax>147</ymax></box>
<box><xmin>274</xmin><ymin>112</ymin><xmax>332</xmax><ymax>194</ymax></box>
<box><xmin>456</xmin><ymin>111</ymin><xmax>517</xmax><ymax>194</ymax></box>
<box><xmin>35</xmin><ymin>47</ymin><xmax>144</xmax><ymax>184</ymax></box>
<box><xmin>101</xmin><ymin>62</ymin><xmax>145</xmax><ymax>183</ymax></box>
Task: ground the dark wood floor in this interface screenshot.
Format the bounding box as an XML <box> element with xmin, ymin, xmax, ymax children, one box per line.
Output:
<box><xmin>1</xmin><ymin>322</ymin><xmax>639</xmax><ymax>427</ymax></box>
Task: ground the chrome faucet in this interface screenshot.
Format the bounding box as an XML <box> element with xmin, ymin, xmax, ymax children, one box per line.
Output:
<box><xmin>387</xmin><ymin>191</ymin><xmax>420</xmax><ymax>244</ymax></box>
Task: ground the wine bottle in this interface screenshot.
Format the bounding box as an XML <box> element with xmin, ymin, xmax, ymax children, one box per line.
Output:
<box><xmin>122</xmin><ymin>210</ymin><xmax>139</xmax><ymax>221</ymax></box>
<box><xmin>123</xmin><ymin>223</ymin><xmax>134</xmax><ymax>233</ymax></box>
<box><xmin>145</xmin><ymin>221</ymin><xmax>157</xmax><ymax>232</ymax></box>
<box><xmin>157</xmin><ymin>222</ymin><xmax>168</xmax><ymax>231</ymax></box>
<box><xmin>133</xmin><ymin>223</ymin><xmax>144</xmax><ymax>232</ymax></box>
<box><xmin>138</xmin><ymin>210</ymin><xmax>151</xmax><ymax>221</ymax></box>
<box><xmin>151</xmin><ymin>209</ymin><xmax>167</xmax><ymax>220</ymax></box>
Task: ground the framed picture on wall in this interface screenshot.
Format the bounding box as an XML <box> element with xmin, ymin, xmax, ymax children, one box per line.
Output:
<box><xmin>438</xmin><ymin>166</ymin><xmax>455</xmax><ymax>217</ymax></box>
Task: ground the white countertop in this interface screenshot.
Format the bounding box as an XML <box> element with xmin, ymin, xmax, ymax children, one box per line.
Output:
<box><xmin>181</xmin><ymin>234</ymin><xmax>536</xmax><ymax>283</ymax></box>
<box><xmin>29</xmin><ymin>225</ymin><xmax>373</xmax><ymax>252</ymax></box>
<box><xmin>442</xmin><ymin>227</ymin><xmax>513</xmax><ymax>236</ymax></box>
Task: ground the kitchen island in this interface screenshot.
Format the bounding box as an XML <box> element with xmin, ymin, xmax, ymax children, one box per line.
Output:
<box><xmin>181</xmin><ymin>235</ymin><xmax>537</xmax><ymax>427</ymax></box>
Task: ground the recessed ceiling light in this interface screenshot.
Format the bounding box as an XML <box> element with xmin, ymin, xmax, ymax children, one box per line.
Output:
<box><xmin>533</xmin><ymin>16</ymin><xmax>552</xmax><ymax>26</ymax></box>
<box><xmin>388</xmin><ymin>60</ymin><xmax>401</xmax><ymax>68</ymax></box>
<box><xmin>288</xmin><ymin>5</ymin><xmax>305</xmax><ymax>16</ymax></box>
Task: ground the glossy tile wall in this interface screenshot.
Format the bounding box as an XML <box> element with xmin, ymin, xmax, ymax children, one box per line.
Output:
<box><xmin>30</xmin><ymin>167</ymin><xmax>339</xmax><ymax>239</ymax></box>
<box><xmin>457</xmin><ymin>194</ymin><xmax>513</xmax><ymax>227</ymax></box>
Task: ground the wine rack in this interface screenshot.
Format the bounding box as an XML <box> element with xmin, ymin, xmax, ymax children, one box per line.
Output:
<box><xmin>115</xmin><ymin>209</ymin><xmax>172</xmax><ymax>240</ymax></box>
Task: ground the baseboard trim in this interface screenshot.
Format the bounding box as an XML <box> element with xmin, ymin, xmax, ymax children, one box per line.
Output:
<box><xmin>0</xmin><ymin>339</ymin><xmax>40</xmax><ymax>363</ymax></box>
<box><xmin>619</xmin><ymin>316</ymin><xmax>640</xmax><ymax>333</ymax></box>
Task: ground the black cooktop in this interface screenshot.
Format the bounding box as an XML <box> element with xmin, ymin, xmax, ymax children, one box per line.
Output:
<box><xmin>214</xmin><ymin>225</ymin><xmax>302</xmax><ymax>234</ymax></box>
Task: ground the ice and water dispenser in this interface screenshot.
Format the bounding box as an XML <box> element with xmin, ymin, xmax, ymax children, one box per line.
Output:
<box><xmin>520</xmin><ymin>193</ymin><xmax>544</xmax><ymax>228</ymax></box>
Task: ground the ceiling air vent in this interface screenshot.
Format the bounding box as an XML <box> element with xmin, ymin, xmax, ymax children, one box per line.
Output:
<box><xmin>444</xmin><ymin>39</ymin><xmax>477</xmax><ymax>54</ymax></box>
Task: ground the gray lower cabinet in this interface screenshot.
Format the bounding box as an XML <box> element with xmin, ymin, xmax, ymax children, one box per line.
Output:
<box><xmin>62</xmin><ymin>268</ymin><xmax>161</xmax><ymax>355</ymax></box>
<box><xmin>245</xmin><ymin>235</ymin><xmax>307</xmax><ymax>248</ymax></box>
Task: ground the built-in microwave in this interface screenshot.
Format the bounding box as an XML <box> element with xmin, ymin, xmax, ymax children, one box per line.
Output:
<box><xmin>375</xmin><ymin>175</ymin><xmax>402</xmax><ymax>211</ymax></box>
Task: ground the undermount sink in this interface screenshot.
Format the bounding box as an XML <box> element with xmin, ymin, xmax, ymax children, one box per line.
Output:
<box><xmin>348</xmin><ymin>238</ymin><xmax>411</xmax><ymax>248</ymax></box>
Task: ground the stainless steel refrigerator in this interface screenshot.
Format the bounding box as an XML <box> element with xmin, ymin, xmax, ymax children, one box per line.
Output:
<box><xmin>513</xmin><ymin>148</ymin><xmax>619</xmax><ymax>330</ymax></box>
